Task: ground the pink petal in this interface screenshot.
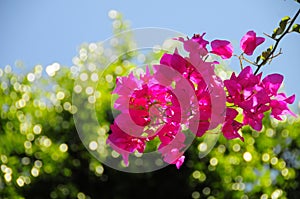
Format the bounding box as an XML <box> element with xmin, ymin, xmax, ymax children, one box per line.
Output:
<box><xmin>192</xmin><ymin>33</ymin><xmax>209</xmax><ymax>49</ymax></box>
<box><xmin>175</xmin><ymin>156</ymin><xmax>185</xmax><ymax>169</ymax></box>
<box><xmin>255</xmin><ymin>37</ymin><xmax>265</xmax><ymax>46</ymax></box>
<box><xmin>222</xmin><ymin>121</ymin><xmax>244</xmax><ymax>141</ymax></box>
<box><xmin>262</xmin><ymin>74</ymin><xmax>283</xmax><ymax>95</ymax></box>
<box><xmin>240</xmin><ymin>30</ymin><xmax>265</xmax><ymax>56</ymax></box>
<box><xmin>284</xmin><ymin>94</ymin><xmax>296</xmax><ymax>104</ymax></box>
<box><xmin>238</xmin><ymin>66</ymin><xmax>253</xmax><ymax>80</ymax></box>
<box><xmin>210</xmin><ymin>39</ymin><xmax>233</xmax><ymax>59</ymax></box>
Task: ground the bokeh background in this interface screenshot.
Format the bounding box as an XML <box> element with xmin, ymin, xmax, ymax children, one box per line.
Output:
<box><xmin>0</xmin><ymin>0</ymin><xmax>300</xmax><ymax>198</ymax></box>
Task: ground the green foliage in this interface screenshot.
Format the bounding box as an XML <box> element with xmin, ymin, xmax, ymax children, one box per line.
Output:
<box><xmin>292</xmin><ymin>24</ymin><xmax>300</xmax><ymax>34</ymax></box>
<box><xmin>279</xmin><ymin>16</ymin><xmax>290</xmax><ymax>30</ymax></box>
<box><xmin>0</xmin><ymin>12</ymin><xmax>299</xmax><ymax>199</ymax></box>
<box><xmin>272</xmin><ymin>16</ymin><xmax>290</xmax><ymax>38</ymax></box>
<box><xmin>260</xmin><ymin>45</ymin><xmax>273</xmax><ymax>62</ymax></box>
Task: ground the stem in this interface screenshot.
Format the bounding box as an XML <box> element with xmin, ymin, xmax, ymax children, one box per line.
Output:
<box><xmin>241</xmin><ymin>55</ymin><xmax>259</xmax><ymax>66</ymax></box>
<box><xmin>238</xmin><ymin>54</ymin><xmax>244</xmax><ymax>70</ymax></box>
<box><xmin>254</xmin><ymin>8</ymin><xmax>300</xmax><ymax>75</ymax></box>
<box><xmin>239</xmin><ymin>58</ymin><xmax>243</xmax><ymax>70</ymax></box>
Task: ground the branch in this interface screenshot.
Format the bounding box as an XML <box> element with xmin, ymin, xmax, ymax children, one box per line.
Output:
<box><xmin>254</xmin><ymin>8</ymin><xmax>300</xmax><ymax>75</ymax></box>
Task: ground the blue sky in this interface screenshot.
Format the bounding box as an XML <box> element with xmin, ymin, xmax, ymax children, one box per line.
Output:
<box><xmin>0</xmin><ymin>0</ymin><xmax>299</xmax><ymax>107</ymax></box>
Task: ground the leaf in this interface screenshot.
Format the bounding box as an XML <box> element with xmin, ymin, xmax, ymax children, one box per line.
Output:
<box><xmin>279</xmin><ymin>16</ymin><xmax>290</xmax><ymax>30</ymax></box>
<box><xmin>272</xmin><ymin>16</ymin><xmax>290</xmax><ymax>38</ymax></box>
<box><xmin>261</xmin><ymin>51</ymin><xmax>270</xmax><ymax>61</ymax></box>
<box><xmin>267</xmin><ymin>45</ymin><xmax>273</xmax><ymax>52</ymax></box>
<box><xmin>295</xmin><ymin>0</ymin><xmax>300</xmax><ymax>4</ymax></box>
<box><xmin>272</xmin><ymin>27</ymin><xmax>283</xmax><ymax>38</ymax></box>
<box><xmin>292</xmin><ymin>24</ymin><xmax>300</xmax><ymax>33</ymax></box>
<box><xmin>260</xmin><ymin>45</ymin><xmax>273</xmax><ymax>62</ymax></box>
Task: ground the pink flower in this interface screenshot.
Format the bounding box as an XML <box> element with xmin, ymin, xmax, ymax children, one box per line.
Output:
<box><xmin>270</xmin><ymin>93</ymin><xmax>296</xmax><ymax>120</ymax></box>
<box><xmin>157</xmin><ymin>123</ymin><xmax>181</xmax><ymax>149</ymax></box>
<box><xmin>222</xmin><ymin>108</ymin><xmax>244</xmax><ymax>141</ymax></box>
<box><xmin>175</xmin><ymin>155</ymin><xmax>185</xmax><ymax>169</ymax></box>
<box><xmin>225</xmin><ymin>66</ymin><xmax>266</xmax><ymax>130</ymax></box>
<box><xmin>224</xmin><ymin>66</ymin><xmax>296</xmax><ymax>132</ymax></box>
<box><xmin>160</xmin><ymin>51</ymin><xmax>214</xmax><ymax>136</ymax></box>
<box><xmin>261</xmin><ymin>73</ymin><xmax>296</xmax><ymax>120</ymax></box>
<box><xmin>225</xmin><ymin>66</ymin><xmax>261</xmax><ymax>106</ymax></box>
<box><xmin>224</xmin><ymin>66</ymin><xmax>270</xmax><ymax>131</ymax></box>
<box><xmin>159</xmin><ymin>132</ymin><xmax>186</xmax><ymax>169</ymax></box>
<box><xmin>111</xmin><ymin>66</ymin><xmax>187</xmax><ymax>167</ymax></box>
<box><xmin>240</xmin><ymin>31</ymin><xmax>265</xmax><ymax>56</ymax></box>
<box><xmin>239</xmin><ymin>89</ymin><xmax>270</xmax><ymax>131</ymax></box>
<box><xmin>210</xmin><ymin>40</ymin><xmax>233</xmax><ymax>59</ymax></box>
<box><xmin>262</xmin><ymin>74</ymin><xmax>283</xmax><ymax>96</ymax></box>
<box><xmin>243</xmin><ymin>112</ymin><xmax>265</xmax><ymax>131</ymax></box>
<box><xmin>161</xmin><ymin>148</ymin><xmax>185</xmax><ymax>169</ymax></box>
<box><xmin>107</xmin><ymin>123</ymin><xmax>146</xmax><ymax>166</ymax></box>
<box><xmin>192</xmin><ymin>33</ymin><xmax>209</xmax><ymax>50</ymax></box>
<box><xmin>160</xmin><ymin>53</ymin><xmax>189</xmax><ymax>75</ymax></box>
<box><xmin>176</xmin><ymin>33</ymin><xmax>209</xmax><ymax>57</ymax></box>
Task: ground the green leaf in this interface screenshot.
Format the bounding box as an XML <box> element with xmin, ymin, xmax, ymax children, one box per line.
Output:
<box><xmin>261</xmin><ymin>51</ymin><xmax>270</xmax><ymax>61</ymax></box>
<box><xmin>272</xmin><ymin>27</ymin><xmax>284</xmax><ymax>38</ymax></box>
<box><xmin>267</xmin><ymin>45</ymin><xmax>273</xmax><ymax>52</ymax></box>
<box><xmin>292</xmin><ymin>24</ymin><xmax>300</xmax><ymax>33</ymax></box>
<box><xmin>279</xmin><ymin>16</ymin><xmax>290</xmax><ymax>30</ymax></box>
<box><xmin>272</xmin><ymin>16</ymin><xmax>290</xmax><ymax>38</ymax></box>
<box><xmin>260</xmin><ymin>45</ymin><xmax>273</xmax><ymax>61</ymax></box>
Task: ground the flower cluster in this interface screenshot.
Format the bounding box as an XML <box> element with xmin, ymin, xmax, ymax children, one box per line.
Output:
<box><xmin>108</xmin><ymin>69</ymin><xmax>186</xmax><ymax>168</ymax></box>
<box><xmin>223</xmin><ymin>66</ymin><xmax>296</xmax><ymax>141</ymax></box>
<box><xmin>107</xmin><ymin>30</ymin><xmax>296</xmax><ymax>169</ymax></box>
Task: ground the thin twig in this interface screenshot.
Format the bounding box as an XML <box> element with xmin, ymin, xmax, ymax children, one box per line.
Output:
<box><xmin>263</xmin><ymin>32</ymin><xmax>277</xmax><ymax>40</ymax></box>
<box><xmin>241</xmin><ymin>55</ymin><xmax>259</xmax><ymax>66</ymax></box>
<box><xmin>268</xmin><ymin>48</ymin><xmax>283</xmax><ymax>64</ymax></box>
<box><xmin>238</xmin><ymin>55</ymin><xmax>244</xmax><ymax>70</ymax></box>
<box><xmin>234</xmin><ymin>54</ymin><xmax>244</xmax><ymax>70</ymax></box>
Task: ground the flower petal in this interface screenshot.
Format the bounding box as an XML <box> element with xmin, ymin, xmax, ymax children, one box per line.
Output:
<box><xmin>211</xmin><ymin>39</ymin><xmax>233</xmax><ymax>59</ymax></box>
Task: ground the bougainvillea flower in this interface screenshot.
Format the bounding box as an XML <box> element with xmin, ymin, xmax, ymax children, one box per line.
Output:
<box><xmin>107</xmin><ymin>123</ymin><xmax>146</xmax><ymax>166</ymax></box>
<box><xmin>240</xmin><ymin>30</ymin><xmax>265</xmax><ymax>55</ymax></box>
<box><xmin>110</xmin><ymin>65</ymin><xmax>187</xmax><ymax>167</ymax></box>
<box><xmin>225</xmin><ymin>65</ymin><xmax>296</xmax><ymax>132</ymax></box>
<box><xmin>192</xmin><ymin>33</ymin><xmax>209</xmax><ymax>50</ymax></box>
<box><xmin>210</xmin><ymin>39</ymin><xmax>233</xmax><ymax>59</ymax></box>
<box><xmin>225</xmin><ymin>67</ymin><xmax>268</xmax><ymax>131</ymax></box>
<box><xmin>160</xmin><ymin>52</ymin><xmax>189</xmax><ymax>75</ymax></box>
<box><xmin>160</xmin><ymin>51</ymin><xmax>213</xmax><ymax>136</ymax></box>
<box><xmin>110</xmin><ymin>32</ymin><xmax>296</xmax><ymax>169</ymax></box>
<box><xmin>262</xmin><ymin>74</ymin><xmax>283</xmax><ymax>96</ymax></box>
<box><xmin>176</xmin><ymin>33</ymin><xmax>209</xmax><ymax>57</ymax></box>
<box><xmin>174</xmin><ymin>155</ymin><xmax>185</xmax><ymax>169</ymax></box>
<box><xmin>163</xmin><ymin>36</ymin><xmax>227</xmax><ymax>136</ymax></box>
<box><xmin>162</xmin><ymin>149</ymin><xmax>185</xmax><ymax>169</ymax></box>
<box><xmin>159</xmin><ymin>132</ymin><xmax>186</xmax><ymax>169</ymax></box>
<box><xmin>222</xmin><ymin>108</ymin><xmax>244</xmax><ymax>141</ymax></box>
<box><xmin>241</xmin><ymin>100</ymin><xmax>270</xmax><ymax>131</ymax></box>
<box><xmin>270</xmin><ymin>93</ymin><xmax>296</xmax><ymax>120</ymax></box>
<box><xmin>157</xmin><ymin>123</ymin><xmax>181</xmax><ymax>148</ymax></box>
<box><xmin>243</xmin><ymin>111</ymin><xmax>265</xmax><ymax>131</ymax></box>
<box><xmin>225</xmin><ymin>66</ymin><xmax>261</xmax><ymax>105</ymax></box>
